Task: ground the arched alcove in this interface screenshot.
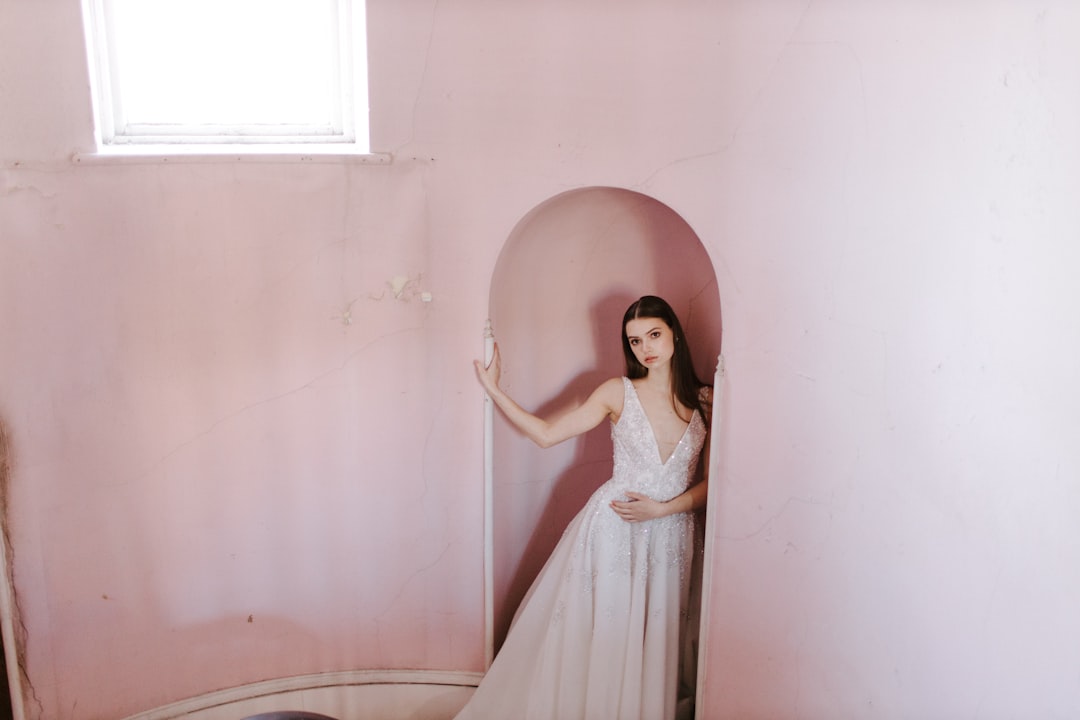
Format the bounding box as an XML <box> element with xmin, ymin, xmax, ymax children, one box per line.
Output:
<box><xmin>487</xmin><ymin>187</ymin><xmax>722</xmax><ymax>654</ymax></box>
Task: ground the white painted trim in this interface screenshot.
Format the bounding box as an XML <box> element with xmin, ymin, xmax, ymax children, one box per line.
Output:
<box><xmin>482</xmin><ymin>320</ymin><xmax>496</xmax><ymax>669</ymax></box>
<box><xmin>695</xmin><ymin>353</ymin><xmax>725</xmax><ymax>714</ymax></box>
<box><xmin>119</xmin><ymin>670</ymin><xmax>482</xmax><ymax>720</ymax></box>
<box><xmin>70</xmin><ymin>149</ymin><xmax>392</xmax><ymax>165</ymax></box>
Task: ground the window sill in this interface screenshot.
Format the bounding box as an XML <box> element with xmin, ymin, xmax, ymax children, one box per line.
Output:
<box><xmin>72</xmin><ymin>144</ymin><xmax>392</xmax><ymax>165</ymax></box>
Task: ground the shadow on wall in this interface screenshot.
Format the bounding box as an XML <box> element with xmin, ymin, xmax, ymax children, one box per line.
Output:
<box><xmin>489</xmin><ymin>187</ymin><xmax>721</xmax><ymax>650</ymax></box>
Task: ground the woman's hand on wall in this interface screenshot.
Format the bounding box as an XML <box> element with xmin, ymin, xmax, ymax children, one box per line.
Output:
<box><xmin>474</xmin><ymin>343</ymin><xmax>502</xmax><ymax>396</ymax></box>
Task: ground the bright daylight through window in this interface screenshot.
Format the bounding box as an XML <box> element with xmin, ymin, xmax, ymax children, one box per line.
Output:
<box><xmin>83</xmin><ymin>0</ymin><xmax>368</xmax><ymax>151</ymax></box>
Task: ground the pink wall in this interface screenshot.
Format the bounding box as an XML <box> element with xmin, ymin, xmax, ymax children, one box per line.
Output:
<box><xmin>2</xmin><ymin>1</ymin><xmax>1080</xmax><ymax>719</ymax></box>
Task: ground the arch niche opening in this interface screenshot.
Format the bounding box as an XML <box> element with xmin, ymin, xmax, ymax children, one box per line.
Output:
<box><xmin>485</xmin><ymin>187</ymin><xmax>723</xmax><ymax>665</ymax></box>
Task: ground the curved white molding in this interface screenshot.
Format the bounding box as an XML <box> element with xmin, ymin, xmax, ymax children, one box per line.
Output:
<box><xmin>119</xmin><ymin>669</ymin><xmax>482</xmax><ymax>720</ymax></box>
<box><xmin>695</xmin><ymin>353</ymin><xmax>725</xmax><ymax>713</ymax></box>
<box><xmin>482</xmin><ymin>320</ymin><xmax>496</xmax><ymax>669</ymax></box>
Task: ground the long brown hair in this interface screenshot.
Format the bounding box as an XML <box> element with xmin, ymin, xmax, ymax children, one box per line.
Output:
<box><xmin>621</xmin><ymin>295</ymin><xmax>711</xmax><ymax>419</ymax></box>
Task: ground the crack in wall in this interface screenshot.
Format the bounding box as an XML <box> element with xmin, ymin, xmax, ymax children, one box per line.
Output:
<box><xmin>719</xmin><ymin>494</ymin><xmax>831</xmax><ymax>543</ymax></box>
<box><xmin>372</xmin><ymin>541</ymin><xmax>454</xmax><ymax>660</ymax></box>
<box><xmin>397</xmin><ymin>0</ymin><xmax>442</xmax><ymax>154</ymax></box>
<box><xmin>119</xmin><ymin>325</ymin><xmax>425</xmax><ymax>489</ymax></box>
<box><xmin>634</xmin><ymin>0</ymin><xmax>817</xmax><ymax>192</ymax></box>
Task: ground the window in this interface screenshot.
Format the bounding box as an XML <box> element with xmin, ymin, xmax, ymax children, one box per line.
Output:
<box><xmin>82</xmin><ymin>0</ymin><xmax>368</xmax><ymax>151</ymax></box>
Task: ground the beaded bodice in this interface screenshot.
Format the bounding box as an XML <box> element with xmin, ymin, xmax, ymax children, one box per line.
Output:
<box><xmin>610</xmin><ymin>377</ymin><xmax>707</xmax><ymax>502</ymax></box>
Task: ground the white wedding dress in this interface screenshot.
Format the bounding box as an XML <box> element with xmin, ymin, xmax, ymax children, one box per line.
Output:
<box><xmin>455</xmin><ymin>377</ymin><xmax>707</xmax><ymax>720</ymax></box>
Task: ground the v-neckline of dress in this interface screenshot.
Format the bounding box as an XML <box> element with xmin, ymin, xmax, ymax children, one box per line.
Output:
<box><xmin>626</xmin><ymin>378</ymin><xmax>698</xmax><ymax>467</ymax></box>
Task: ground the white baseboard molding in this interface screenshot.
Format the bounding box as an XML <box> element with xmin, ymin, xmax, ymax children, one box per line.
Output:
<box><xmin>121</xmin><ymin>669</ymin><xmax>483</xmax><ymax>720</ymax></box>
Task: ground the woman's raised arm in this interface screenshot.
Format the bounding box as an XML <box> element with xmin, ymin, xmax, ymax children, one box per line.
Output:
<box><xmin>475</xmin><ymin>344</ymin><xmax>623</xmax><ymax>448</ymax></box>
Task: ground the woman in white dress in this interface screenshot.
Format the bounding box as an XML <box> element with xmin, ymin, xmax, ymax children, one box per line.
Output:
<box><xmin>457</xmin><ymin>296</ymin><xmax>712</xmax><ymax>720</ymax></box>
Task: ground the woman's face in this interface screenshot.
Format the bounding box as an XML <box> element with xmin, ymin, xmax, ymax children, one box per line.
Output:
<box><xmin>624</xmin><ymin>317</ymin><xmax>675</xmax><ymax>370</ymax></box>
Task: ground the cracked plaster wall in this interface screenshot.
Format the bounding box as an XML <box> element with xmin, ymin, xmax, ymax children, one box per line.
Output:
<box><xmin>1</xmin><ymin>1</ymin><xmax>1080</xmax><ymax>719</ymax></box>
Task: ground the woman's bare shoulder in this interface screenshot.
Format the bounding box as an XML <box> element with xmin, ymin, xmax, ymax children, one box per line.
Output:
<box><xmin>597</xmin><ymin>376</ymin><xmax>626</xmax><ymax>400</ymax></box>
<box><xmin>594</xmin><ymin>376</ymin><xmax>627</xmax><ymax>416</ymax></box>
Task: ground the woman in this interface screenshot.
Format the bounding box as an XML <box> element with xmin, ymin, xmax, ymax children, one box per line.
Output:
<box><xmin>457</xmin><ymin>295</ymin><xmax>712</xmax><ymax>720</ymax></box>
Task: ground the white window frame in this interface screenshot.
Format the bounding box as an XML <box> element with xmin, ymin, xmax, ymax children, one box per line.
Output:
<box><xmin>81</xmin><ymin>0</ymin><xmax>369</xmax><ymax>152</ymax></box>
